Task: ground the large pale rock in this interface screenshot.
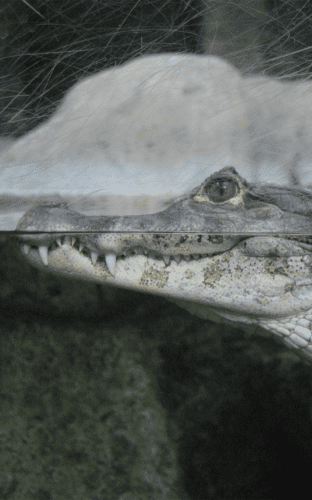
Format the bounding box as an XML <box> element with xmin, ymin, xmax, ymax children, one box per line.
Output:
<box><xmin>1</xmin><ymin>53</ymin><xmax>312</xmax><ymax>229</ymax></box>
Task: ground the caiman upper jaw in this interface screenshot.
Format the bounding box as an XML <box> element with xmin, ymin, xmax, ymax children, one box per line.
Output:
<box><xmin>16</xmin><ymin>165</ymin><xmax>312</xmax><ymax>279</ymax></box>
<box><xmin>15</xmin><ymin>166</ymin><xmax>312</xmax><ymax>236</ymax></box>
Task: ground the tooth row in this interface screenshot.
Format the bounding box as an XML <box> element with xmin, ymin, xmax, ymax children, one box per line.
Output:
<box><xmin>21</xmin><ymin>241</ymin><xmax>117</xmax><ymax>276</ymax></box>
<box><xmin>20</xmin><ymin>237</ymin><xmax>208</xmax><ymax>277</ymax></box>
<box><xmin>161</xmin><ymin>253</ymin><xmax>208</xmax><ymax>265</ymax></box>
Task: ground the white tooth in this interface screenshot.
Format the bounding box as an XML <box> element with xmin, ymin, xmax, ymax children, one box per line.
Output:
<box><xmin>64</xmin><ymin>236</ymin><xmax>71</xmax><ymax>245</ymax></box>
<box><xmin>163</xmin><ymin>255</ymin><xmax>170</xmax><ymax>265</ymax></box>
<box><xmin>21</xmin><ymin>244</ymin><xmax>30</xmax><ymax>255</ymax></box>
<box><xmin>71</xmin><ymin>237</ymin><xmax>76</xmax><ymax>246</ymax></box>
<box><xmin>105</xmin><ymin>253</ymin><xmax>116</xmax><ymax>275</ymax></box>
<box><xmin>173</xmin><ymin>255</ymin><xmax>181</xmax><ymax>263</ymax></box>
<box><xmin>192</xmin><ymin>254</ymin><xmax>200</xmax><ymax>259</ymax></box>
<box><xmin>39</xmin><ymin>246</ymin><xmax>48</xmax><ymax>266</ymax></box>
<box><xmin>184</xmin><ymin>255</ymin><xmax>191</xmax><ymax>261</ymax></box>
<box><xmin>56</xmin><ymin>238</ymin><xmax>62</xmax><ymax>247</ymax></box>
<box><xmin>143</xmin><ymin>249</ymin><xmax>149</xmax><ymax>256</ymax></box>
<box><xmin>91</xmin><ymin>252</ymin><xmax>98</xmax><ymax>265</ymax></box>
<box><xmin>79</xmin><ymin>243</ymin><xmax>84</xmax><ymax>252</ymax></box>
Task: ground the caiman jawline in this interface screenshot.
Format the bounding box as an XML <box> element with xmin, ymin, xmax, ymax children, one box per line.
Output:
<box><xmin>20</xmin><ymin>235</ymin><xmax>210</xmax><ymax>276</ymax></box>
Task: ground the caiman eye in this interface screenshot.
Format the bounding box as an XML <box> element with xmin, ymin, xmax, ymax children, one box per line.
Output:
<box><xmin>204</xmin><ymin>178</ymin><xmax>238</xmax><ymax>203</ymax></box>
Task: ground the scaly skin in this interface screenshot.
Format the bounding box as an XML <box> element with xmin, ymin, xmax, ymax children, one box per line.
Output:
<box><xmin>16</xmin><ymin>166</ymin><xmax>312</xmax><ymax>362</ymax></box>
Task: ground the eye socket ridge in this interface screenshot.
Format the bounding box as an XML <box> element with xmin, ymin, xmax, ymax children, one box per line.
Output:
<box><xmin>190</xmin><ymin>166</ymin><xmax>248</xmax><ymax>206</ymax></box>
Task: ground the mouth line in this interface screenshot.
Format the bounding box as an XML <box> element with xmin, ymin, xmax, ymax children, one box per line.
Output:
<box><xmin>20</xmin><ymin>235</ymin><xmax>211</xmax><ymax>276</ymax></box>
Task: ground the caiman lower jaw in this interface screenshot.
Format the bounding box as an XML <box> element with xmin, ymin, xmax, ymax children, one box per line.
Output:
<box><xmin>19</xmin><ymin>236</ymin><xmax>312</xmax><ymax>362</ymax></box>
<box><xmin>19</xmin><ymin>234</ymin><xmax>312</xmax><ymax>317</ymax></box>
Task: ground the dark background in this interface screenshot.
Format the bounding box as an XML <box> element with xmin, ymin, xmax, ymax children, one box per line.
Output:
<box><xmin>1</xmin><ymin>0</ymin><xmax>312</xmax><ymax>138</ymax></box>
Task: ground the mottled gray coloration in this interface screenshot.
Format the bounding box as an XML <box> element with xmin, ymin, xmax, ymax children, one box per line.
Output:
<box><xmin>16</xmin><ymin>167</ymin><xmax>312</xmax><ymax>362</ymax></box>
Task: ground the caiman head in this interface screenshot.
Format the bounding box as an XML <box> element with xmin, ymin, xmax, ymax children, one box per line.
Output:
<box><xmin>16</xmin><ymin>166</ymin><xmax>312</xmax><ymax>362</ymax></box>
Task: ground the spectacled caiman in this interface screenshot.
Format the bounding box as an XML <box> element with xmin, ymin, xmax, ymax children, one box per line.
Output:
<box><xmin>1</xmin><ymin>52</ymin><xmax>312</xmax><ymax>362</ymax></box>
<box><xmin>16</xmin><ymin>165</ymin><xmax>312</xmax><ymax>363</ymax></box>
